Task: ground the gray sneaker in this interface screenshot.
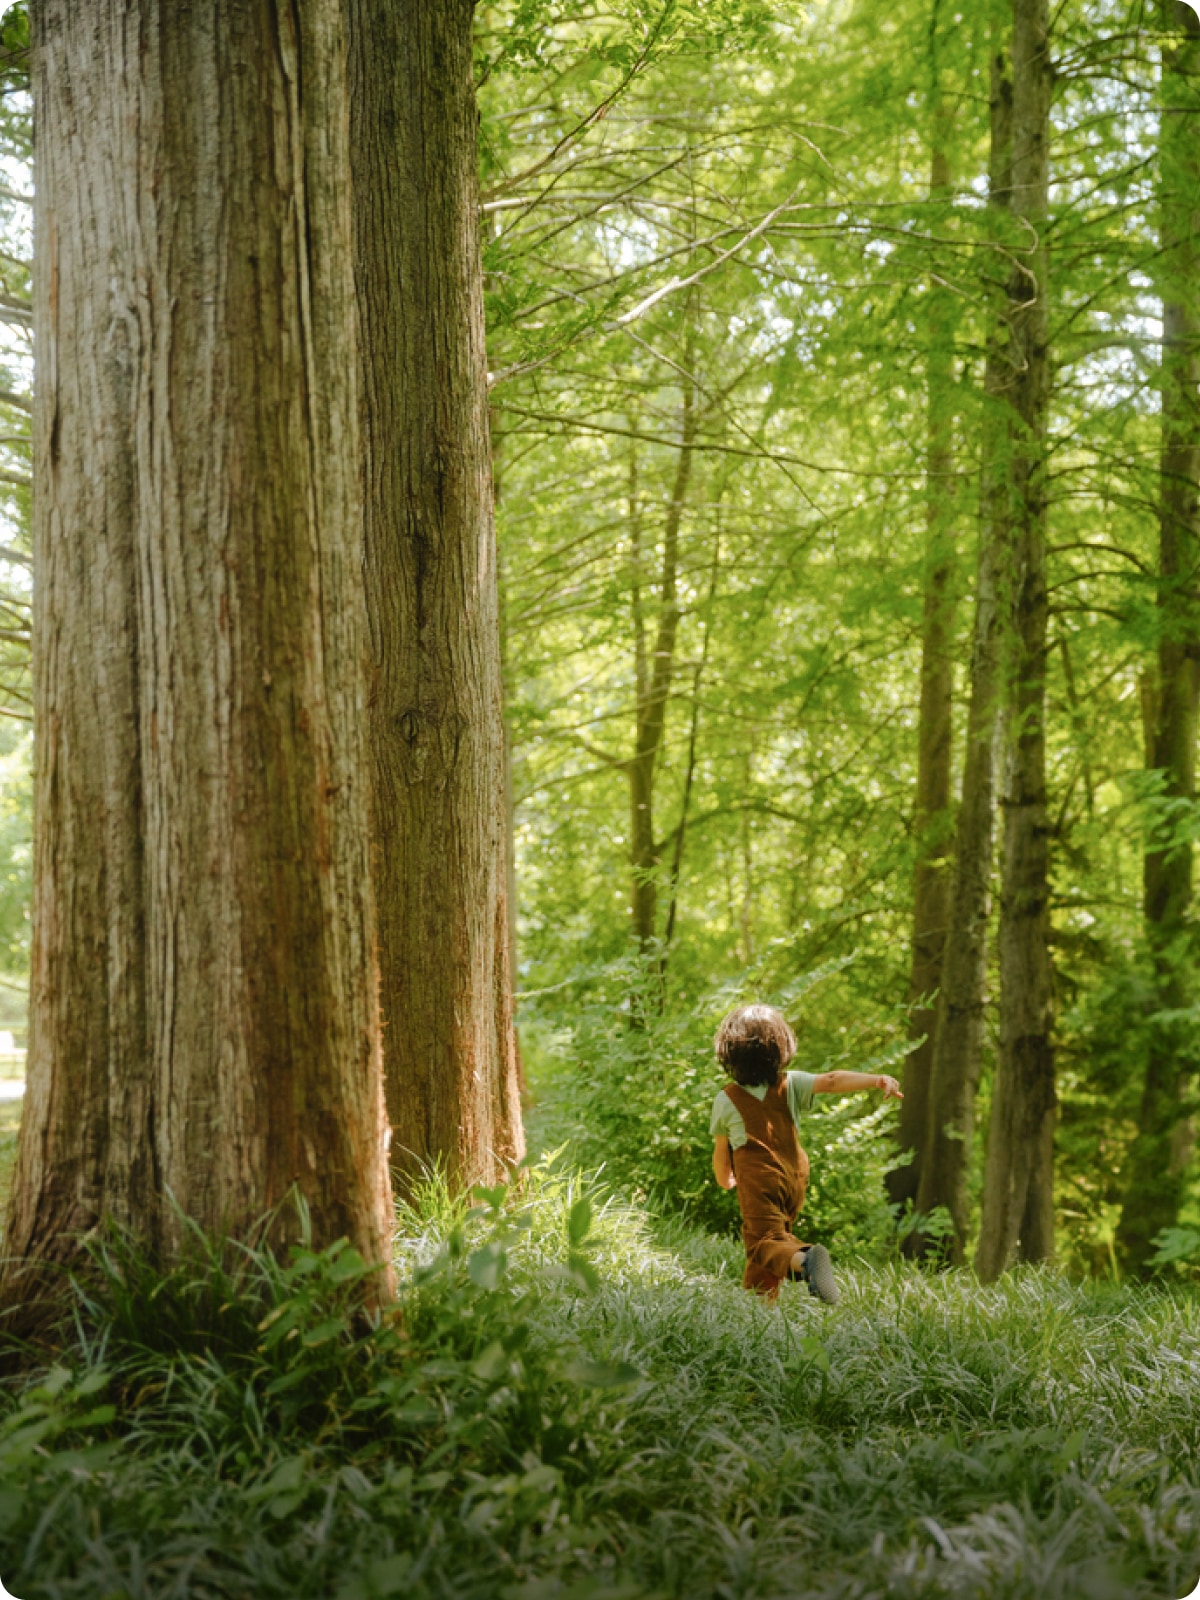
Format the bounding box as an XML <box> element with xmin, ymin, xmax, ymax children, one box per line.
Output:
<box><xmin>800</xmin><ymin>1244</ymin><xmax>840</xmax><ymax>1305</ymax></box>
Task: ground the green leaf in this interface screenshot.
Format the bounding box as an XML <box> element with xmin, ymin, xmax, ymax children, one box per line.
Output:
<box><xmin>564</xmin><ymin>1357</ymin><xmax>640</xmax><ymax>1388</ymax></box>
<box><xmin>567</xmin><ymin>1252</ymin><xmax>600</xmax><ymax>1292</ymax></box>
<box><xmin>798</xmin><ymin>1335</ymin><xmax>830</xmax><ymax>1374</ymax></box>
<box><xmin>568</xmin><ymin>1196</ymin><xmax>593</xmax><ymax>1247</ymax></box>
<box><xmin>0</xmin><ymin>1489</ymin><xmax>23</xmax><ymax>1526</ymax></box>
<box><xmin>72</xmin><ymin>1368</ymin><xmax>110</xmax><ymax>1398</ymax></box>
<box><xmin>302</xmin><ymin>1317</ymin><xmax>347</xmax><ymax>1347</ymax></box>
<box><xmin>326</xmin><ymin>1246</ymin><xmax>369</xmax><ymax>1283</ymax></box>
<box><xmin>337</xmin><ymin>1553</ymin><xmax>414</xmax><ymax>1600</ymax></box>
<box><xmin>257</xmin><ymin>1300</ymin><xmax>299</xmax><ymax>1339</ymax></box>
<box><xmin>367</xmin><ymin>1555</ymin><xmax>415</xmax><ymax>1596</ymax></box>
<box><xmin>394</xmin><ymin>1401</ymin><xmax>440</xmax><ymax>1426</ymax></box>
<box><xmin>248</xmin><ymin>1457</ymin><xmax>306</xmax><ymax>1501</ymax></box>
<box><xmin>35</xmin><ymin>1366</ymin><xmax>72</xmax><ymax>1400</ymax></box>
<box><xmin>72</xmin><ymin>1405</ymin><xmax>116</xmax><ymax>1430</ymax></box>
<box><xmin>471</xmin><ymin>1340</ymin><xmax>509</xmax><ymax>1382</ymax></box>
<box><xmin>519</xmin><ymin>1462</ymin><xmax>560</xmax><ymax>1491</ymax></box>
<box><xmin>1149</xmin><ymin>1226</ymin><xmax>1200</xmax><ymax>1267</ymax></box>
<box><xmin>468</xmin><ymin>1242</ymin><xmax>508</xmax><ymax>1291</ymax></box>
<box><xmin>264</xmin><ymin>1367</ymin><xmax>313</xmax><ymax>1398</ymax></box>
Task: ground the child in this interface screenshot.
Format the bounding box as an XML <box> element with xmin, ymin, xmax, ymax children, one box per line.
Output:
<box><xmin>710</xmin><ymin>1003</ymin><xmax>902</xmax><ymax>1303</ymax></box>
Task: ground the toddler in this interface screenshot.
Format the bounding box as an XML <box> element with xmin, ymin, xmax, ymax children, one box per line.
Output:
<box><xmin>710</xmin><ymin>1003</ymin><xmax>902</xmax><ymax>1303</ymax></box>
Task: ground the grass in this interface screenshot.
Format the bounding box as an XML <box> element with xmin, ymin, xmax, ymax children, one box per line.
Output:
<box><xmin>1</xmin><ymin>1162</ymin><xmax>1198</xmax><ymax>1599</ymax></box>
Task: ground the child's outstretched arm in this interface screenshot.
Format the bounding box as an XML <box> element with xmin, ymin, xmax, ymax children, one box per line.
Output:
<box><xmin>812</xmin><ymin>1071</ymin><xmax>903</xmax><ymax>1099</ymax></box>
<box><xmin>712</xmin><ymin>1135</ymin><xmax>736</xmax><ymax>1189</ymax></box>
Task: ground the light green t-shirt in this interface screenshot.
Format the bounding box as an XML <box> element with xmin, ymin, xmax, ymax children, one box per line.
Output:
<box><xmin>710</xmin><ymin>1070</ymin><xmax>817</xmax><ymax>1151</ymax></box>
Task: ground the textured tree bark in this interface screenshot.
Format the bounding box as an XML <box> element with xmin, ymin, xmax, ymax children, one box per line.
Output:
<box><xmin>629</xmin><ymin>384</ymin><xmax>695</xmax><ymax>965</ymax></box>
<box><xmin>1117</xmin><ymin>0</ymin><xmax>1200</xmax><ymax>1275</ymax></box>
<box><xmin>347</xmin><ymin>0</ymin><xmax>524</xmax><ymax>1188</ymax></box>
<box><xmin>2</xmin><ymin>0</ymin><xmax>394</xmax><ymax>1319</ymax></box>
<box><xmin>912</xmin><ymin>54</ymin><xmax>1013</xmax><ymax>1260</ymax></box>
<box><xmin>975</xmin><ymin>0</ymin><xmax>1057</xmax><ymax>1282</ymax></box>
<box><xmin>890</xmin><ymin>127</ymin><xmax>959</xmax><ymax>1217</ymax></box>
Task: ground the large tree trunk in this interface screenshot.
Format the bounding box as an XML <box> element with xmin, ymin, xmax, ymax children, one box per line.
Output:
<box><xmin>975</xmin><ymin>0</ymin><xmax>1056</xmax><ymax>1283</ymax></box>
<box><xmin>912</xmin><ymin>53</ymin><xmax>1013</xmax><ymax>1260</ymax></box>
<box><xmin>889</xmin><ymin>107</ymin><xmax>959</xmax><ymax>1216</ymax></box>
<box><xmin>1117</xmin><ymin>0</ymin><xmax>1200</xmax><ymax>1275</ymax></box>
<box><xmin>347</xmin><ymin>0</ymin><xmax>524</xmax><ymax>1189</ymax></box>
<box><xmin>3</xmin><ymin>0</ymin><xmax>394</xmax><ymax>1320</ymax></box>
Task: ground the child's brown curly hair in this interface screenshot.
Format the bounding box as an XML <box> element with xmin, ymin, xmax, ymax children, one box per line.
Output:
<box><xmin>714</xmin><ymin>1003</ymin><xmax>797</xmax><ymax>1088</ymax></box>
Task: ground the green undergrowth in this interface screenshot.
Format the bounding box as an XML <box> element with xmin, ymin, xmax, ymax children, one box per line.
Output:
<box><xmin>1</xmin><ymin>1163</ymin><xmax>1198</xmax><ymax>1600</ymax></box>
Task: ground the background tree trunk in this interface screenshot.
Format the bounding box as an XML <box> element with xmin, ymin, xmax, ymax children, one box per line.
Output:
<box><xmin>348</xmin><ymin>0</ymin><xmax>524</xmax><ymax>1188</ymax></box>
<box><xmin>629</xmin><ymin>382</ymin><xmax>695</xmax><ymax>966</ymax></box>
<box><xmin>492</xmin><ymin>412</ymin><xmax>527</xmax><ymax>1098</ymax></box>
<box><xmin>976</xmin><ymin>0</ymin><xmax>1057</xmax><ymax>1282</ymax></box>
<box><xmin>1117</xmin><ymin>0</ymin><xmax>1200</xmax><ymax>1274</ymax></box>
<box><xmin>890</xmin><ymin>46</ymin><xmax>959</xmax><ymax>1213</ymax></box>
<box><xmin>3</xmin><ymin>0</ymin><xmax>394</xmax><ymax>1319</ymax></box>
<box><xmin>912</xmin><ymin>51</ymin><xmax>1013</xmax><ymax>1260</ymax></box>
<box><xmin>660</xmin><ymin>511</ymin><xmax>722</xmax><ymax>983</ymax></box>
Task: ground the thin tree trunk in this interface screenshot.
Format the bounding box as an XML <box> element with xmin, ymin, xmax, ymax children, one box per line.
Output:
<box><xmin>660</xmin><ymin>519</ymin><xmax>721</xmax><ymax>978</ymax></box>
<box><xmin>493</xmin><ymin>418</ymin><xmax>527</xmax><ymax>1098</ymax></box>
<box><xmin>976</xmin><ymin>0</ymin><xmax>1056</xmax><ymax>1282</ymax></box>
<box><xmin>3</xmin><ymin>0</ymin><xmax>394</xmax><ymax>1323</ymax></box>
<box><xmin>502</xmin><ymin>692</ymin><xmax>526</xmax><ymax>1095</ymax></box>
<box><xmin>1117</xmin><ymin>0</ymin><xmax>1200</xmax><ymax>1275</ymax></box>
<box><xmin>629</xmin><ymin>382</ymin><xmax>695</xmax><ymax>958</ymax></box>
<box><xmin>348</xmin><ymin>0</ymin><xmax>524</xmax><ymax>1188</ymax></box>
<box><xmin>890</xmin><ymin>90</ymin><xmax>959</xmax><ymax>1215</ymax></box>
<box><xmin>913</xmin><ymin>52</ymin><xmax>1013</xmax><ymax>1260</ymax></box>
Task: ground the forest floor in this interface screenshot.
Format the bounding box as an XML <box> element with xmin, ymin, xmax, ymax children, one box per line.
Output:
<box><xmin>1</xmin><ymin>1161</ymin><xmax>1198</xmax><ymax>1600</ymax></box>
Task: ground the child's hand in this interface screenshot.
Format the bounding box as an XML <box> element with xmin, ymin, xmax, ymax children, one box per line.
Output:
<box><xmin>877</xmin><ymin>1074</ymin><xmax>903</xmax><ymax>1099</ymax></box>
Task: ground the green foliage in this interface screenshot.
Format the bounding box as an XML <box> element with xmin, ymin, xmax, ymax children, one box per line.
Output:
<box><xmin>479</xmin><ymin>0</ymin><xmax>778</xmax><ymax>81</ymax></box>
<box><xmin>480</xmin><ymin>0</ymin><xmax>1200</xmax><ymax>1267</ymax></box>
<box><xmin>0</xmin><ymin>725</ymin><xmax>31</xmax><ymax>976</ymax></box>
<box><xmin>0</xmin><ymin>4</ymin><xmax>27</xmax><ymax>92</ymax></box>
<box><xmin>1150</xmin><ymin>1226</ymin><xmax>1200</xmax><ymax>1279</ymax></box>
<box><xmin>1</xmin><ymin>1176</ymin><xmax>1198</xmax><ymax>1599</ymax></box>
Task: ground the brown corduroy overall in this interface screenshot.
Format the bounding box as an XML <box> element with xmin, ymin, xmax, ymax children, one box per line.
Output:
<box><xmin>725</xmin><ymin>1078</ymin><xmax>811</xmax><ymax>1298</ymax></box>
